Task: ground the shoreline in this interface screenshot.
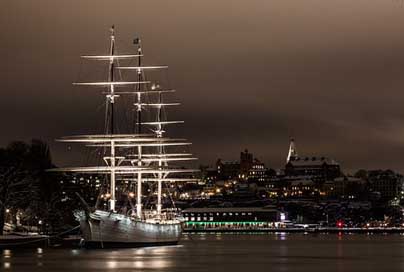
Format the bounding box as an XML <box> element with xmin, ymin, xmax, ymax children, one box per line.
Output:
<box><xmin>183</xmin><ymin>227</ymin><xmax>404</xmax><ymax>234</ymax></box>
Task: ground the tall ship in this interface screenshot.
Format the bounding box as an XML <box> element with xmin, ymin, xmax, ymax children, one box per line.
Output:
<box><xmin>52</xmin><ymin>26</ymin><xmax>198</xmax><ymax>248</ymax></box>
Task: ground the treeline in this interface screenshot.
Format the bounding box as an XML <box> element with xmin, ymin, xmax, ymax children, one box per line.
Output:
<box><xmin>0</xmin><ymin>139</ymin><xmax>77</xmax><ymax>235</ymax></box>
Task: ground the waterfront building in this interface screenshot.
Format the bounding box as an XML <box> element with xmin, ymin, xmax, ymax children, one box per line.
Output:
<box><xmin>367</xmin><ymin>170</ymin><xmax>403</xmax><ymax>201</ymax></box>
<box><xmin>182</xmin><ymin>207</ymin><xmax>286</xmax><ymax>229</ymax></box>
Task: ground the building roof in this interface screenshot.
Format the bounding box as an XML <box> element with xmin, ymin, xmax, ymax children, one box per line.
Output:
<box><xmin>182</xmin><ymin>207</ymin><xmax>278</xmax><ymax>213</ymax></box>
<box><xmin>287</xmin><ymin>156</ymin><xmax>339</xmax><ymax>167</ymax></box>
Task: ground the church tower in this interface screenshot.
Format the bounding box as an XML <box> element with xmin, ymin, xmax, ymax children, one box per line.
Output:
<box><xmin>286</xmin><ymin>138</ymin><xmax>298</xmax><ymax>163</ymax></box>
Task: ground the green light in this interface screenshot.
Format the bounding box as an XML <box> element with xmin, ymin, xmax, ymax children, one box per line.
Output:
<box><xmin>185</xmin><ymin>221</ymin><xmax>267</xmax><ymax>225</ymax></box>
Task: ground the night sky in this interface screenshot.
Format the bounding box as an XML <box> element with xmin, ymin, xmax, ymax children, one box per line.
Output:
<box><xmin>2</xmin><ymin>0</ymin><xmax>404</xmax><ymax>173</ymax></box>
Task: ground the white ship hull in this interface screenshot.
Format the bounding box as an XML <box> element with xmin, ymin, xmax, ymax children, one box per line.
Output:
<box><xmin>79</xmin><ymin>210</ymin><xmax>183</xmax><ymax>248</ymax></box>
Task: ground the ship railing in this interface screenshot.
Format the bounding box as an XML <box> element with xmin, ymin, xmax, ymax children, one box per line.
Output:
<box><xmin>140</xmin><ymin>210</ymin><xmax>181</xmax><ymax>224</ymax></box>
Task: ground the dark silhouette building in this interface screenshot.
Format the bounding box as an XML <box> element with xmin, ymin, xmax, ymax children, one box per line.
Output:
<box><xmin>216</xmin><ymin>159</ymin><xmax>240</xmax><ymax>180</ymax></box>
<box><xmin>240</xmin><ymin>149</ymin><xmax>253</xmax><ymax>176</ymax></box>
<box><xmin>367</xmin><ymin>170</ymin><xmax>403</xmax><ymax>201</ymax></box>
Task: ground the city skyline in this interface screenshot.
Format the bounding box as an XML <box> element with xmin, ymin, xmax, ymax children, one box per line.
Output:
<box><xmin>3</xmin><ymin>1</ymin><xmax>404</xmax><ymax>269</ymax></box>
<box><xmin>2</xmin><ymin>0</ymin><xmax>404</xmax><ymax>172</ymax></box>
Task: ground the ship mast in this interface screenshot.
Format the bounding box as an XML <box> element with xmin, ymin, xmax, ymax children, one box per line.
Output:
<box><xmin>134</xmin><ymin>38</ymin><xmax>144</xmax><ymax>219</ymax></box>
<box><xmin>135</xmin><ymin>38</ymin><xmax>143</xmax><ymax>134</ymax></box>
<box><xmin>108</xmin><ymin>25</ymin><xmax>117</xmax><ymax>212</ymax></box>
<box><xmin>157</xmin><ymin>91</ymin><xmax>163</xmax><ymax>216</ymax></box>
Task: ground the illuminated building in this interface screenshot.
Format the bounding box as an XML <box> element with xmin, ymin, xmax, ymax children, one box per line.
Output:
<box><xmin>182</xmin><ymin>207</ymin><xmax>287</xmax><ymax>229</ymax></box>
<box><xmin>247</xmin><ymin>159</ymin><xmax>274</xmax><ymax>183</ymax></box>
<box><xmin>215</xmin><ymin>149</ymin><xmax>274</xmax><ymax>182</ymax></box>
<box><xmin>284</xmin><ymin>138</ymin><xmax>341</xmax><ymax>181</ymax></box>
<box><xmin>288</xmin><ymin>179</ymin><xmax>315</xmax><ymax>197</ymax></box>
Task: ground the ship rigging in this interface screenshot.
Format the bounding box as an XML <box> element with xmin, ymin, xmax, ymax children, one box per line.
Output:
<box><xmin>50</xmin><ymin>26</ymin><xmax>198</xmax><ymax>247</ymax></box>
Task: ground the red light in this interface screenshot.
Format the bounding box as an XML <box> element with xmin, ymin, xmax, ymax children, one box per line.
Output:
<box><xmin>337</xmin><ymin>220</ymin><xmax>343</xmax><ymax>228</ymax></box>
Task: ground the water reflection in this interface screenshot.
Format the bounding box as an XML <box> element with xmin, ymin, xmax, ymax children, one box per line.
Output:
<box><xmin>274</xmin><ymin>232</ymin><xmax>287</xmax><ymax>241</ymax></box>
<box><xmin>1</xmin><ymin>235</ymin><xmax>404</xmax><ymax>272</ymax></box>
<box><xmin>101</xmin><ymin>247</ymin><xmax>174</xmax><ymax>270</ymax></box>
<box><xmin>3</xmin><ymin>249</ymin><xmax>11</xmax><ymax>258</ymax></box>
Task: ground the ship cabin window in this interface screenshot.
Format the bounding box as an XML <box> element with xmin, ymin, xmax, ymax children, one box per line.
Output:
<box><xmin>191</xmin><ymin>217</ymin><xmax>195</xmax><ymax>221</ymax></box>
<box><xmin>197</xmin><ymin>217</ymin><xmax>201</xmax><ymax>221</ymax></box>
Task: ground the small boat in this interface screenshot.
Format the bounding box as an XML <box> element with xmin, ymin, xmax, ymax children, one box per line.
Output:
<box><xmin>0</xmin><ymin>234</ymin><xmax>49</xmax><ymax>249</ymax></box>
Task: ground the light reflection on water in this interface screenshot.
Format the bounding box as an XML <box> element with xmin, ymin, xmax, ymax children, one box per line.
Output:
<box><xmin>2</xmin><ymin>234</ymin><xmax>404</xmax><ymax>271</ymax></box>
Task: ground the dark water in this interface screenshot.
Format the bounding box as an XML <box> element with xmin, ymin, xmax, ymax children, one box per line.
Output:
<box><xmin>2</xmin><ymin>233</ymin><xmax>404</xmax><ymax>271</ymax></box>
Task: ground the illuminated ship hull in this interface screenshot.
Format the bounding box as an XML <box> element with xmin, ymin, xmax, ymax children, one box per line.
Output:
<box><xmin>78</xmin><ymin>210</ymin><xmax>182</xmax><ymax>248</ymax></box>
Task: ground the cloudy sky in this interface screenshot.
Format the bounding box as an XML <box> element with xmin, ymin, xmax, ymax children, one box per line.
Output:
<box><xmin>2</xmin><ymin>0</ymin><xmax>404</xmax><ymax>172</ymax></box>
